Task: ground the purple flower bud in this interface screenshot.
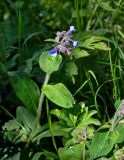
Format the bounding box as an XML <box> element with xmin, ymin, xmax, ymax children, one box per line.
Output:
<box><xmin>73</xmin><ymin>41</ymin><xmax>78</xmax><ymax>48</ymax></box>
<box><xmin>66</xmin><ymin>49</ymin><xmax>72</xmax><ymax>56</ymax></box>
<box><xmin>69</xmin><ymin>26</ymin><xmax>76</xmax><ymax>33</ymax></box>
<box><xmin>49</xmin><ymin>49</ymin><xmax>57</xmax><ymax>57</ymax></box>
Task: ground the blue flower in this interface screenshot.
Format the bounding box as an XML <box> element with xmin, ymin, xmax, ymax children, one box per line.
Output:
<box><xmin>69</xmin><ymin>26</ymin><xmax>76</xmax><ymax>33</ymax></box>
<box><xmin>49</xmin><ymin>49</ymin><xmax>57</xmax><ymax>57</ymax></box>
<box><xmin>73</xmin><ymin>41</ymin><xmax>78</xmax><ymax>48</ymax></box>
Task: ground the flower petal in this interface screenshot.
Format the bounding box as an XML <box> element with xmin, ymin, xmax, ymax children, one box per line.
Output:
<box><xmin>66</xmin><ymin>50</ymin><xmax>72</xmax><ymax>56</ymax></box>
<box><xmin>69</xmin><ymin>26</ymin><xmax>76</xmax><ymax>33</ymax></box>
<box><xmin>49</xmin><ymin>49</ymin><xmax>57</xmax><ymax>57</ymax></box>
<box><xmin>73</xmin><ymin>41</ymin><xmax>78</xmax><ymax>48</ymax></box>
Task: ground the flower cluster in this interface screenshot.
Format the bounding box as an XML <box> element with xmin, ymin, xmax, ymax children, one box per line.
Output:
<box><xmin>49</xmin><ymin>26</ymin><xmax>78</xmax><ymax>57</ymax></box>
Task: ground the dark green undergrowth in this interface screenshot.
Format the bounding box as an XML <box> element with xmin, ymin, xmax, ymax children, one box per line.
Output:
<box><xmin>0</xmin><ymin>0</ymin><xmax>124</xmax><ymax>159</ymax></box>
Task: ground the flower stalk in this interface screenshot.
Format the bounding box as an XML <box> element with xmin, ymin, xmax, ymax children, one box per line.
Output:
<box><xmin>26</xmin><ymin>73</ymin><xmax>50</xmax><ymax>147</ymax></box>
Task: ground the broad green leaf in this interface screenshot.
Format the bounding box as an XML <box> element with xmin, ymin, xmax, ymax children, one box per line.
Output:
<box><xmin>39</xmin><ymin>51</ymin><xmax>62</xmax><ymax>74</ymax></box>
<box><xmin>115</xmin><ymin>124</ymin><xmax>124</xmax><ymax>144</ymax></box>
<box><xmin>65</xmin><ymin>61</ymin><xmax>78</xmax><ymax>77</ymax></box>
<box><xmin>16</xmin><ymin>106</ymin><xmax>35</xmax><ymax>129</ymax></box>
<box><xmin>58</xmin><ymin>143</ymin><xmax>84</xmax><ymax>160</ymax></box>
<box><xmin>43</xmin><ymin>83</ymin><xmax>75</xmax><ymax>108</ymax></box>
<box><xmin>90</xmin><ymin>131</ymin><xmax>118</xmax><ymax>160</ymax></box>
<box><xmin>11</xmin><ymin>74</ymin><xmax>40</xmax><ymax>114</ymax></box>
<box><xmin>73</xmin><ymin>48</ymin><xmax>90</xmax><ymax>59</ymax></box>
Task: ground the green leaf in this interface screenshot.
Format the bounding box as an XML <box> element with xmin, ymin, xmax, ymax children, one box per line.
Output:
<box><xmin>43</xmin><ymin>83</ymin><xmax>75</xmax><ymax>108</ymax></box>
<box><xmin>51</xmin><ymin>109</ymin><xmax>77</xmax><ymax>127</ymax></box>
<box><xmin>79</xmin><ymin>36</ymin><xmax>110</xmax><ymax>51</ymax></box>
<box><xmin>115</xmin><ymin>124</ymin><xmax>124</xmax><ymax>144</ymax></box>
<box><xmin>73</xmin><ymin>48</ymin><xmax>90</xmax><ymax>59</ymax></box>
<box><xmin>90</xmin><ymin>131</ymin><xmax>118</xmax><ymax>160</ymax></box>
<box><xmin>58</xmin><ymin>143</ymin><xmax>84</xmax><ymax>160</ymax></box>
<box><xmin>65</xmin><ymin>61</ymin><xmax>78</xmax><ymax>77</ymax></box>
<box><xmin>11</xmin><ymin>74</ymin><xmax>40</xmax><ymax>114</ymax></box>
<box><xmin>111</xmin><ymin>147</ymin><xmax>124</xmax><ymax>159</ymax></box>
<box><xmin>16</xmin><ymin>106</ymin><xmax>35</xmax><ymax>129</ymax></box>
<box><xmin>77</xmin><ymin>107</ymin><xmax>100</xmax><ymax>128</ymax></box>
<box><xmin>99</xmin><ymin>1</ymin><xmax>114</xmax><ymax>12</ymax></box>
<box><xmin>39</xmin><ymin>51</ymin><xmax>62</xmax><ymax>74</ymax></box>
<box><xmin>41</xmin><ymin>150</ymin><xmax>58</xmax><ymax>159</ymax></box>
<box><xmin>32</xmin><ymin>122</ymin><xmax>71</xmax><ymax>142</ymax></box>
<box><xmin>93</xmin><ymin>42</ymin><xmax>111</xmax><ymax>51</ymax></box>
<box><xmin>3</xmin><ymin>119</ymin><xmax>20</xmax><ymax>131</ymax></box>
<box><xmin>30</xmin><ymin>152</ymin><xmax>43</xmax><ymax>160</ymax></box>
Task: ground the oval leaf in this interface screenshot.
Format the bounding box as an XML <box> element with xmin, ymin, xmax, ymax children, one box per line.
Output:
<box><xmin>16</xmin><ymin>106</ymin><xmax>35</xmax><ymax>129</ymax></box>
<box><xmin>39</xmin><ymin>51</ymin><xmax>62</xmax><ymax>74</ymax></box>
<box><xmin>90</xmin><ymin>131</ymin><xmax>118</xmax><ymax>160</ymax></box>
<box><xmin>43</xmin><ymin>83</ymin><xmax>75</xmax><ymax>108</ymax></box>
<box><xmin>11</xmin><ymin>74</ymin><xmax>40</xmax><ymax>114</ymax></box>
<box><xmin>58</xmin><ymin>143</ymin><xmax>84</xmax><ymax>160</ymax></box>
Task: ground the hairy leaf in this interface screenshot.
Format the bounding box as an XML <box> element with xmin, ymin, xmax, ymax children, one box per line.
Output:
<box><xmin>43</xmin><ymin>83</ymin><xmax>75</xmax><ymax>108</ymax></box>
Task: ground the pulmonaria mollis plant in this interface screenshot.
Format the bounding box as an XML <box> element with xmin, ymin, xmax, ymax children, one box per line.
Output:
<box><xmin>49</xmin><ymin>26</ymin><xmax>78</xmax><ymax>57</ymax></box>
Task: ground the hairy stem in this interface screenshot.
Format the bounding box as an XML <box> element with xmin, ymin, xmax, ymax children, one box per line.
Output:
<box><xmin>26</xmin><ymin>73</ymin><xmax>50</xmax><ymax>147</ymax></box>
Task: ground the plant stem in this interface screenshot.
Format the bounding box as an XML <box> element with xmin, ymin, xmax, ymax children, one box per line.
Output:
<box><xmin>26</xmin><ymin>73</ymin><xmax>50</xmax><ymax>147</ymax></box>
<box><xmin>37</xmin><ymin>74</ymin><xmax>50</xmax><ymax>121</ymax></box>
<box><xmin>46</xmin><ymin>98</ymin><xmax>58</xmax><ymax>152</ymax></box>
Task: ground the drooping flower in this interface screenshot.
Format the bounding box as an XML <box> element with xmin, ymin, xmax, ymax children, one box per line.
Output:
<box><xmin>49</xmin><ymin>49</ymin><xmax>57</xmax><ymax>57</ymax></box>
<box><xmin>73</xmin><ymin>41</ymin><xmax>79</xmax><ymax>48</ymax></box>
<box><xmin>69</xmin><ymin>26</ymin><xmax>76</xmax><ymax>33</ymax></box>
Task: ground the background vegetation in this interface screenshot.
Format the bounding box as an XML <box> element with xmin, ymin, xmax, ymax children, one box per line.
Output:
<box><xmin>0</xmin><ymin>0</ymin><xmax>124</xmax><ymax>159</ymax></box>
